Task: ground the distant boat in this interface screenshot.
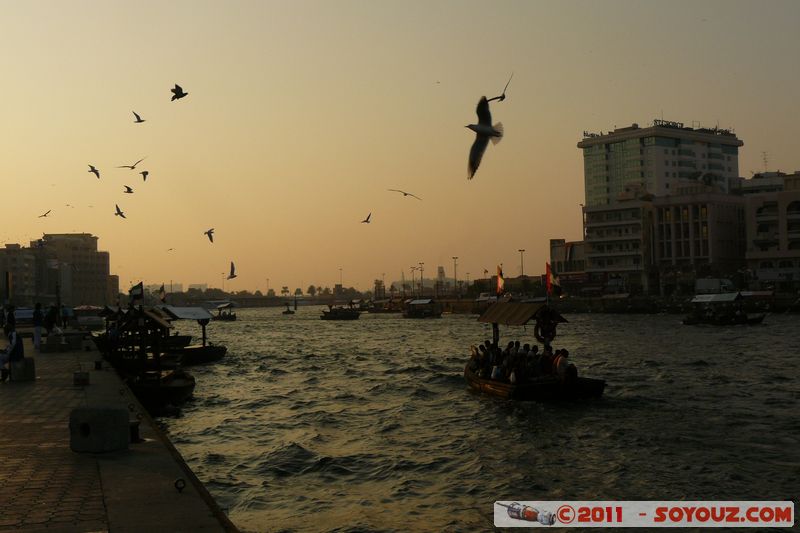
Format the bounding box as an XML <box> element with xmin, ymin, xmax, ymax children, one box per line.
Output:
<box><xmin>321</xmin><ymin>304</ymin><xmax>360</xmax><ymax>320</ymax></box>
<box><xmin>282</xmin><ymin>302</ymin><xmax>295</xmax><ymax>315</ymax></box>
<box><xmin>211</xmin><ymin>302</ymin><xmax>237</xmax><ymax>321</ymax></box>
<box><xmin>683</xmin><ymin>292</ymin><xmax>767</xmax><ymax>326</ymax></box>
<box><xmin>403</xmin><ymin>298</ymin><xmax>443</xmax><ymax>319</ymax></box>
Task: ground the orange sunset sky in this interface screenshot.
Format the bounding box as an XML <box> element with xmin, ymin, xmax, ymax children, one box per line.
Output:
<box><xmin>2</xmin><ymin>1</ymin><xmax>800</xmax><ymax>292</ymax></box>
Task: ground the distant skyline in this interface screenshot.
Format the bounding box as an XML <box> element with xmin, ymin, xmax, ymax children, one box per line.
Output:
<box><xmin>3</xmin><ymin>1</ymin><xmax>800</xmax><ymax>291</ymax></box>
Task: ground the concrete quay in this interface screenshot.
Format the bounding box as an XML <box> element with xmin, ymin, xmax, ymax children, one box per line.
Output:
<box><xmin>0</xmin><ymin>338</ymin><xmax>238</xmax><ymax>532</ymax></box>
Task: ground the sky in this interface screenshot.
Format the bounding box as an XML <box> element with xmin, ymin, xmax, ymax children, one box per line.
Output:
<box><xmin>2</xmin><ymin>0</ymin><xmax>800</xmax><ymax>292</ymax></box>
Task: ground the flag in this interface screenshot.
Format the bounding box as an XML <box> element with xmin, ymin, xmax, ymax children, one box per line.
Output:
<box><xmin>546</xmin><ymin>263</ymin><xmax>561</xmax><ymax>295</ymax></box>
<box><xmin>129</xmin><ymin>281</ymin><xmax>144</xmax><ymax>301</ymax></box>
<box><xmin>159</xmin><ymin>284</ymin><xmax>167</xmax><ymax>303</ymax></box>
<box><xmin>496</xmin><ymin>265</ymin><xmax>505</xmax><ymax>295</ymax></box>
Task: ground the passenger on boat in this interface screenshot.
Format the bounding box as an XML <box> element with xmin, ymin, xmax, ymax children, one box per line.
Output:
<box><xmin>538</xmin><ymin>345</ymin><xmax>554</xmax><ymax>376</ymax></box>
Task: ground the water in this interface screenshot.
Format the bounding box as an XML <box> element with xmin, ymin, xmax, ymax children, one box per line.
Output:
<box><xmin>163</xmin><ymin>307</ymin><xmax>800</xmax><ymax>532</ymax></box>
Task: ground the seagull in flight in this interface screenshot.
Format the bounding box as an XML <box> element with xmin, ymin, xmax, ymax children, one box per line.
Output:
<box><xmin>167</xmin><ymin>248</ymin><xmax>174</xmax><ymax>252</ymax></box>
<box><xmin>466</xmin><ymin>97</ymin><xmax>504</xmax><ymax>179</ymax></box>
<box><xmin>114</xmin><ymin>204</ymin><xmax>126</xmax><ymax>219</ymax></box>
<box><xmin>388</xmin><ymin>189</ymin><xmax>422</xmax><ymax>200</ymax></box>
<box><xmin>361</xmin><ymin>212</ymin><xmax>371</xmax><ymax>224</ymax></box>
<box><xmin>38</xmin><ymin>210</ymin><xmax>51</xmax><ymax>218</ymax></box>
<box><xmin>88</xmin><ymin>165</ymin><xmax>100</xmax><ymax>179</ymax></box>
<box><xmin>171</xmin><ymin>84</ymin><xmax>188</xmax><ymax>101</ymax></box>
<box><xmin>123</xmin><ymin>185</ymin><xmax>134</xmax><ymax>194</ymax></box>
<box><xmin>140</xmin><ymin>170</ymin><xmax>149</xmax><ymax>182</ymax></box>
<box><xmin>118</xmin><ymin>157</ymin><xmax>146</xmax><ymax>170</ymax></box>
<box><xmin>227</xmin><ymin>261</ymin><xmax>237</xmax><ymax>280</ymax></box>
<box><xmin>132</xmin><ymin>111</ymin><xmax>145</xmax><ymax>123</ymax></box>
<box><xmin>204</xmin><ymin>228</ymin><xmax>214</xmax><ymax>243</ymax></box>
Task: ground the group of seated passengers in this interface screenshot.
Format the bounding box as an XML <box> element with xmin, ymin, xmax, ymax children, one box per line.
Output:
<box><xmin>469</xmin><ymin>340</ymin><xmax>578</xmax><ymax>384</ymax></box>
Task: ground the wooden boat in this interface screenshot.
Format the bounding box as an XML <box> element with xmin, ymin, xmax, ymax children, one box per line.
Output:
<box><xmin>321</xmin><ymin>305</ymin><xmax>360</xmax><ymax>320</ymax></box>
<box><xmin>211</xmin><ymin>302</ymin><xmax>237</xmax><ymax>321</ymax></box>
<box><xmin>682</xmin><ymin>313</ymin><xmax>766</xmax><ymax>326</ymax></box>
<box><xmin>282</xmin><ymin>303</ymin><xmax>295</xmax><ymax>315</ymax></box>
<box><xmin>403</xmin><ymin>298</ymin><xmax>443</xmax><ymax>319</ymax></box>
<box><xmin>464</xmin><ymin>364</ymin><xmax>605</xmax><ymax>401</ymax></box>
<box><xmin>128</xmin><ymin>369</ymin><xmax>196</xmax><ymax>411</ymax></box>
<box><xmin>683</xmin><ymin>293</ymin><xmax>767</xmax><ymax>326</ymax></box>
<box><xmin>467</xmin><ymin>300</ymin><xmax>606</xmax><ymax>402</ymax></box>
<box><xmin>167</xmin><ymin>344</ymin><xmax>227</xmax><ymax>365</ymax></box>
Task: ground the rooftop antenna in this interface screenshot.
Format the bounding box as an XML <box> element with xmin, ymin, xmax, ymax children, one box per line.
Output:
<box><xmin>761</xmin><ymin>151</ymin><xmax>769</xmax><ymax>172</ymax></box>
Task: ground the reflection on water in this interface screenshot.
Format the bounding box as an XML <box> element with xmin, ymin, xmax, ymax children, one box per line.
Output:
<box><xmin>163</xmin><ymin>307</ymin><xmax>800</xmax><ymax>532</ymax></box>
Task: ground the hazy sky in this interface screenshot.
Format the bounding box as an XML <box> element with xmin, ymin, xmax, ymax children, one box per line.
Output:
<box><xmin>2</xmin><ymin>1</ymin><xmax>799</xmax><ymax>292</ymax></box>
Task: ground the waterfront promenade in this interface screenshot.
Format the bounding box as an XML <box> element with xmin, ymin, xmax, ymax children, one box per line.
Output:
<box><xmin>0</xmin><ymin>338</ymin><xmax>237</xmax><ymax>532</ymax></box>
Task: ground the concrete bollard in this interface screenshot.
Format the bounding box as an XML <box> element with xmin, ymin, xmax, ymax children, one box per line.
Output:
<box><xmin>69</xmin><ymin>407</ymin><xmax>130</xmax><ymax>453</ymax></box>
<box><xmin>73</xmin><ymin>371</ymin><xmax>90</xmax><ymax>386</ymax></box>
<box><xmin>10</xmin><ymin>358</ymin><xmax>36</xmax><ymax>382</ymax></box>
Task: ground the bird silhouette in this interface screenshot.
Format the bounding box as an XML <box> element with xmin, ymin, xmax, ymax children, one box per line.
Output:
<box><xmin>171</xmin><ymin>84</ymin><xmax>188</xmax><ymax>101</ymax></box>
<box><xmin>204</xmin><ymin>228</ymin><xmax>214</xmax><ymax>243</ymax></box>
<box><xmin>38</xmin><ymin>210</ymin><xmax>51</xmax><ymax>218</ymax></box>
<box><xmin>388</xmin><ymin>189</ymin><xmax>422</xmax><ymax>200</ymax></box>
<box><xmin>114</xmin><ymin>204</ymin><xmax>126</xmax><ymax>219</ymax></box>
<box><xmin>466</xmin><ymin>97</ymin><xmax>504</xmax><ymax>179</ymax></box>
<box><xmin>88</xmin><ymin>165</ymin><xmax>100</xmax><ymax>179</ymax></box>
<box><xmin>132</xmin><ymin>111</ymin><xmax>145</xmax><ymax>123</ymax></box>
<box><xmin>140</xmin><ymin>170</ymin><xmax>149</xmax><ymax>182</ymax></box>
<box><xmin>227</xmin><ymin>261</ymin><xmax>237</xmax><ymax>280</ymax></box>
<box><xmin>361</xmin><ymin>213</ymin><xmax>372</xmax><ymax>223</ymax></box>
<box><xmin>123</xmin><ymin>185</ymin><xmax>133</xmax><ymax>194</ymax></box>
<box><xmin>118</xmin><ymin>157</ymin><xmax>146</xmax><ymax>170</ymax></box>
<box><xmin>167</xmin><ymin>248</ymin><xmax>174</xmax><ymax>252</ymax></box>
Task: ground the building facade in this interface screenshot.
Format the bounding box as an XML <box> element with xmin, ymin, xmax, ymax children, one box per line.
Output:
<box><xmin>578</xmin><ymin>120</ymin><xmax>743</xmax><ymax>207</ymax></box>
<box><xmin>549</xmin><ymin>239</ymin><xmax>587</xmax><ymax>293</ymax></box>
<box><xmin>744</xmin><ymin>172</ymin><xmax>800</xmax><ymax>291</ymax></box>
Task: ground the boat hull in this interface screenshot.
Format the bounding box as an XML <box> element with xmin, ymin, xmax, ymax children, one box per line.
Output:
<box><xmin>129</xmin><ymin>370</ymin><xmax>196</xmax><ymax>412</ymax></box>
<box><xmin>682</xmin><ymin>313</ymin><xmax>766</xmax><ymax>326</ymax></box>
<box><xmin>464</xmin><ymin>364</ymin><xmax>605</xmax><ymax>401</ymax></box>
<box><xmin>167</xmin><ymin>344</ymin><xmax>227</xmax><ymax>365</ymax></box>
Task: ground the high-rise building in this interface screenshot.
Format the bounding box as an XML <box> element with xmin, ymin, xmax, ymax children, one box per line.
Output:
<box><xmin>578</xmin><ymin>120</ymin><xmax>743</xmax><ymax>207</ymax></box>
<box><xmin>0</xmin><ymin>244</ymin><xmax>37</xmax><ymax>305</ymax></box>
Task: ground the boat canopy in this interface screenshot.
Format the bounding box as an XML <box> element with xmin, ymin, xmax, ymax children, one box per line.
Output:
<box><xmin>409</xmin><ymin>299</ymin><xmax>434</xmax><ymax>305</ymax></box>
<box><xmin>216</xmin><ymin>302</ymin><xmax>234</xmax><ymax>310</ymax></box>
<box><xmin>690</xmin><ymin>293</ymin><xmax>742</xmax><ymax>304</ymax></box>
<box><xmin>160</xmin><ymin>305</ymin><xmax>213</xmax><ymax>321</ymax></box>
<box><xmin>478</xmin><ymin>301</ymin><xmax>566</xmax><ymax>326</ymax></box>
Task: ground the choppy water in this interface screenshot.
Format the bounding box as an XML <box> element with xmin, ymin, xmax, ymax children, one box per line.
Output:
<box><xmin>163</xmin><ymin>307</ymin><xmax>800</xmax><ymax>532</ymax></box>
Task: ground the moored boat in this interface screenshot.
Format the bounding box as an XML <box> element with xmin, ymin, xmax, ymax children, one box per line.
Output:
<box><xmin>403</xmin><ymin>298</ymin><xmax>443</xmax><ymax>319</ymax></box>
<box><xmin>167</xmin><ymin>344</ymin><xmax>227</xmax><ymax>366</ymax></box>
<box><xmin>683</xmin><ymin>293</ymin><xmax>767</xmax><ymax>326</ymax></box>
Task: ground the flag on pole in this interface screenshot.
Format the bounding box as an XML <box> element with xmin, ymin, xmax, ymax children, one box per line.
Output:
<box><xmin>129</xmin><ymin>281</ymin><xmax>144</xmax><ymax>302</ymax></box>
<box><xmin>159</xmin><ymin>284</ymin><xmax>167</xmax><ymax>303</ymax></box>
<box><xmin>496</xmin><ymin>265</ymin><xmax>505</xmax><ymax>295</ymax></box>
<box><xmin>546</xmin><ymin>263</ymin><xmax>561</xmax><ymax>295</ymax></box>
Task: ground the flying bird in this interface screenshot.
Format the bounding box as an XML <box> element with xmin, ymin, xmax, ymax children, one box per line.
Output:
<box><xmin>361</xmin><ymin>212</ymin><xmax>371</xmax><ymax>224</ymax></box>
<box><xmin>38</xmin><ymin>210</ymin><xmax>51</xmax><ymax>218</ymax></box>
<box><xmin>204</xmin><ymin>228</ymin><xmax>214</xmax><ymax>243</ymax></box>
<box><xmin>118</xmin><ymin>157</ymin><xmax>146</xmax><ymax>170</ymax></box>
<box><xmin>123</xmin><ymin>185</ymin><xmax>133</xmax><ymax>194</ymax></box>
<box><xmin>132</xmin><ymin>111</ymin><xmax>145</xmax><ymax>123</ymax></box>
<box><xmin>388</xmin><ymin>189</ymin><xmax>422</xmax><ymax>200</ymax></box>
<box><xmin>171</xmin><ymin>84</ymin><xmax>188</xmax><ymax>101</ymax></box>
<box><xmin>227</xmin><ymin>261</ymin><xmax>237</xmax><ymax>280</ymax></box>
<box><xmin>88</xmin><ymin>165</ymin><xmax>100</xmax><ymax>179</ymax></box>
<box><xmin>140</xmin><ymin>170</ymin><xmax>149</xmax><ymax>182</ymax></box>
<box><xmin>114</xmin><ymin>204</ymin><xmax>126</xmax><ymax>219</ymax></box>
<box><xmin>167</xmin><ymin>248</ymin><xmax>174</xmax><ymax>252</ymax></box>
<box><xmin>466</xmin><ymin>97</ymin><xmax>504</xmax><ymax>179</ymax></box>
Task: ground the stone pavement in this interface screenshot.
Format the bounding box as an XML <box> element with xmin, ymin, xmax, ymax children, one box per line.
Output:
<box><xmin>0</xmin><ymin>339</ymin><xmax>238</xmax><ymax>532</ymax></box>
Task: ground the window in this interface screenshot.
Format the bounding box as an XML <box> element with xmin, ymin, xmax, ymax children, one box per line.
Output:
<box><xmin>666</xmin><ymin>183</ymin><xmax>670</xmax><ymax>188</ymax></box>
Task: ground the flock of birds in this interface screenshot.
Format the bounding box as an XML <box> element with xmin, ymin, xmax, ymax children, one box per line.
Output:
<box><xmin>38</xmin><ymin>77</ymin><xmax>512</xmax><ymax>290</ymax></box>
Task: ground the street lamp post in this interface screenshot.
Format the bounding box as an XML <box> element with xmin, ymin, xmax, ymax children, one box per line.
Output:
<box><xmin>339</xmin><ymin>268</ymin><xmax>343</xmax><ymax>289</ymax></box>
<box><xmin>452</xmin><ymin>256</ymin><xmax>458</xmax><ymax>298</ymax></box>
<box><xmin>409</xmin><ymin>267</ymin><xmax>417</xmax><ymax>298</ymax></box>
<box><xmin>221</xmin><ymin>273</ymin><xmax>226</xmax><ymax>293</ymax></box>
<box><xmin>418</xmin><ymin>262</ymin><xmax>424</xmax><ymax>297</ymax></box>
<box><xmin>518</xmin><ymin>249</ymin><xmax>526</xmax><ymax>278</ymax></box>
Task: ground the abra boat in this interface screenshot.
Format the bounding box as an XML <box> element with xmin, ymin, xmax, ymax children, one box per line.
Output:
<box><xmin>403</xmin><ymin>298</ymin><xmax>443</xmax><ymax>319</ymax></box>
<box><xmin>466</xmin><ymin>300</ymin><xmax>606</xmax><ymax>402</ymax></box>
<box><xmin>211</xmin><ymin>302</ymin><xmax>237</xmax><ymax>321</ymax></box>
<box><xmin>464</xmin><ymin>364</ymin><xmax>605</xmax><ymax>401</ymax></box>
<box><xmin>682</xmin><ymin>293</ymin><xmax>767</xmax><ymax>326</ymax></box>
<box><xmin>321</xmin><ymin>304</ymin><xmax>360</xmax><ymax>320</ymax></box>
